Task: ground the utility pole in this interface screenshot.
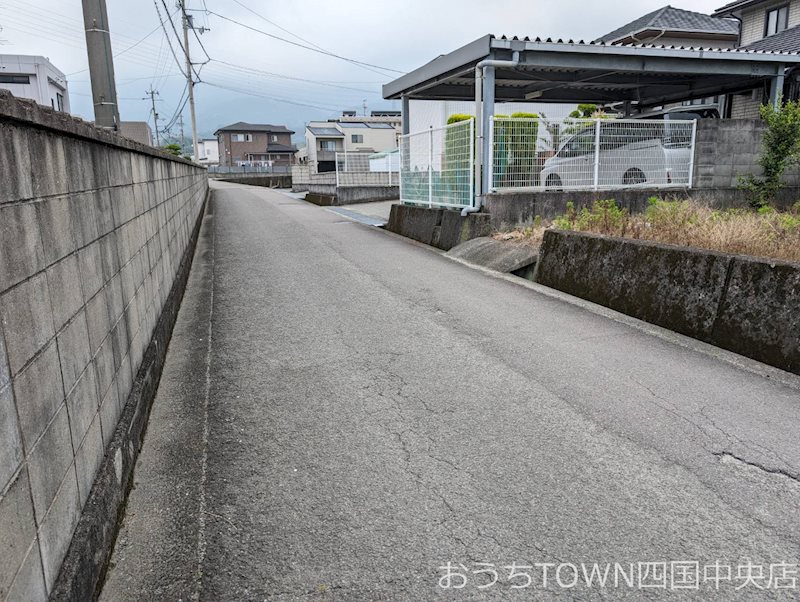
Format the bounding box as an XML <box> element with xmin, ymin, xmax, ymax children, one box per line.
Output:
<box><xmin>81</xmin><ymin>0</ymin><xmax>120</xmax><ymax>128</ymax></box>
<box><xmin>180</xmin><ymin>0</ymin><xmax>199</xmax><ymax>160</ymax></box>
<box><xmin>178</xmin><ymin>113</ymin><xmax>186</xmax><ymax>154</ymax></box>
<box><xmin>146</xmin><ymin>87</ymin><xmax>160</xmax><ymax>146</ymax></box>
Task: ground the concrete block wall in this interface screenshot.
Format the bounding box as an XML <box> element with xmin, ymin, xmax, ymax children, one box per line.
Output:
<box><xmin>693</xmin><ymin>118</ymin><xmax>800</xmax><ymax>189</ymax></box>
<box><xmin>0</xmin><ymin>91</ymin><xmax>208</xmax><ymax>600</ymax></box>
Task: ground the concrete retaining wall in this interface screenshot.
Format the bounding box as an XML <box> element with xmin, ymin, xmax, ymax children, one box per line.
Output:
<box><xmin>215</xmin><ymin>175</ymin><xmax>291</xmax><ymax>188</ymax></box>
<box><xmin>0</xmin><ymin>91</ymin><xmax>208</xmax><ymax>600</ymax></box>
<box><xmin>534</xmin><ymin>230</ymin><xmax>800</xmax><ymax>375</ymax></box>
<box><xmin>386</xmin><ymin>204</ymin><xmax>492</xmax><ymax>251</ymax></box>
<box><xmin>306</xmin><ymin>183</ymin><xmax>399</xmax><ymax>205</ymax></box>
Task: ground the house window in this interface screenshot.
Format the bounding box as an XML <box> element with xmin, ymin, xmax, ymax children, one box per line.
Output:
<box><xmin>0</xmin><ymin>74</ymin><xmax>30</xmax><ymax>84</ymax></box>
<box><xmin>351</xmin><ymin>134</ymin><xmax>364</xmax><ymax>143</ymax></box>
<box><xmin>56</xmin><ymin>93</ymin><xmax>64</xmax><ymax>112</ymax></box>
<box><xmin>320</xmin><ymin>140</ymin><xmax>337</xmax><ymax>151</ymax></box>
<box><xmin>231</xmin><ymin>133</ymin><xmax>253</xmax><ymax>142</ymax></box>
<box><xmin>765</xmin><ymin>5</ymin><xmax>789</xmax><ymax>36</ymax></box>
<box><xmin>271</xmin><ymin>135</ymin><xmax>278</xmax><ymax>142</ymax></box>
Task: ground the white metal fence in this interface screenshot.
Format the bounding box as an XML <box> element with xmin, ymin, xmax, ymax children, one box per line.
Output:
<box><xmin>399</xmin><ymin>119</ymin><xmax>474</xmax><ymax>208</ymax></box>
<box><xmin>490</xmin><ymin>117</ymin><xmax>697</xmax><ymax>192</ymax></box>
<box><xmin>335</xmin><ymin>152</ymin><xmax>399</xmax><ymax>187</ymax></box>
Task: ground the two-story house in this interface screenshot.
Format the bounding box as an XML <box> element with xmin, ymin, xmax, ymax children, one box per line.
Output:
<box><xmin>597</xmin><ymin>6</ymin><xmax>739</xmax><ymax>47</ymax></box>
<box><xmin>214</xmin><ymin>122</ymin><xmax>296</xmax><ymax>167</ymax></box>
<box><xmin>304</xmin><ymin>111</ymin><xmax>402</xmax><ymax>173</ymax></box>
<box><xmin>595</xmin><ymin>7</ymin><xmax>740</xmax><ymax>114</ymax></box>
<box><xmin>715</xmin><ymin>0</ymin><xmax>800</xmax><ymax>116</ymax></box>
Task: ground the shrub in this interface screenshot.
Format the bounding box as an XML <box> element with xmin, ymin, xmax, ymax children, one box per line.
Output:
<box><xmin>447</xmin><ymin>114</ymin><xmax>473</xmax><ymax>125</ymax></box>
<box><xmin>740</xmin><ymin>100</ymin><xmax>800</xmax><ymax>209</ymax></box>
<box><xmin>444</xmin><ymin>115</ymin><xmax>474</xmax><ymax>203</ymax></box>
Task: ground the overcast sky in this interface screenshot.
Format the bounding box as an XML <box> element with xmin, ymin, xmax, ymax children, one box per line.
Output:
<box><xmin>1</xmin><ymin>0</ymin><xmax>726</xmax><ymax>139</ymax></box>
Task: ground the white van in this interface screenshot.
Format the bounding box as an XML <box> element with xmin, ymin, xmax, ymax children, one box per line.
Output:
<box><xmin>540</xmin><ymin>112</ymin><xmax>704</xmax><ymax>190</ymax></box>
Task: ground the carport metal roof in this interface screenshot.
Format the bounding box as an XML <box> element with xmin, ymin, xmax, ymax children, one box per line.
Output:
<box><xmin>383</xmin><ymin>34</ymin><xmax>800</xmax><ymax>107</ymax></box>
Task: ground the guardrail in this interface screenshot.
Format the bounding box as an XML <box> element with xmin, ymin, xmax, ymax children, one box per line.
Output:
<box><xmin>490</xmin><ymin>117</ymin><xmax>697</xmax><ymax>192</ymax></box>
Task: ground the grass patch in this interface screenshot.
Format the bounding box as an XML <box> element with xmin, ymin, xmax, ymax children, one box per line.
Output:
<box><xmin>496</xmin><ymin>198</ymin><xmax>800</xmax><ymax>264</ymax></box>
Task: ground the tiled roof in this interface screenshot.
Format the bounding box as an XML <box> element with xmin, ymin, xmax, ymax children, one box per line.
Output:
<box><xmin>215</xmin><ymin>121</ymin><xmax>294</xmax><ymax>134</ymax></box>
<box><xmin>742</xmin><ymin>25</ymin><xmax>800</xmax><ymax>53</ymax></box>
<box><xmin>597</xmin><ymin>5</ymin><xmax>738</xmax><ymax>43</ymax></box>
<box><xmin>266</xmin><ymin>143</ymin><xmax>296</xmax><ymax>153</ymax></box>
<box><xmin>493</xmin><ymin>34</ymin><xmax>800</xmax><ymax>55</ymax></box>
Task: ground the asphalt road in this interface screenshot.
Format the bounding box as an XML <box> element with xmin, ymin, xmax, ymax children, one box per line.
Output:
<box><xmin>101</xmin><ymin>181</ymin><xmax>800</xmax><ymax>601</ymax></box>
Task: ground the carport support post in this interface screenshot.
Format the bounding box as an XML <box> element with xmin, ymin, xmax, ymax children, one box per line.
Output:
<box><xmin>428</xmin><ymin>126</ymin><xmax>433</xmax><ymax>207</ymax></box>
<box><xmin>770</xmin><ymin>64</ymin><xmax>785</xmax><ymax>108</ymax></box>
<box><xmin>481</xmin><ymin>65</ymin><xmax>495</xmax><ymax>197</ymax></box>
<box><xmin>401</xmin><ymin>95</ymin><xmax>410</xmax><ymax>135</ymax></box>
<box><xmin>593</xmin><ymin>119</ymin><xmax>601</xmax><ymax>191</ymax></box>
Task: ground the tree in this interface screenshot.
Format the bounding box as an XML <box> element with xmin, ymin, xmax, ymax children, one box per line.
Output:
<box><xmin>161</xmin><ymin>143</ymin><xmax>182</xmax><ymax>156</ymax></box>
<box><xmin>740</xmin><ymin>99</ymin><xmax>800</xmax><ymax>208</ymax></box>
<box><xmin>569</xmin><ymin>104</ymin><xmax>608</xmax><ymax>119</ymax></box>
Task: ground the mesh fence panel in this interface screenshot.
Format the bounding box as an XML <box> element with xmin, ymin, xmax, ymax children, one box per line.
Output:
<box><xmin>335</xmin><ymin>152</ymin><xmax>398</xmax><ymax>187</ymax></box>
<box><xmin>399</xmin><ymin>119</ymin><xmax>474</xmax><ymax>207</ymax></box>
<box><xmin>491</xmin><ymin>118</ymin><xmax>696</xmax><ymax>192</ymax></box>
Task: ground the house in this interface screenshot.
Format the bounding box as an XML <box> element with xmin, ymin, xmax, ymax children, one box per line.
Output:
<box><xmin>196</xmin><ymin>138</ymin><xmax>220</xmax><ymax>165</ymax></box>
<box><xmin>596</xmin><ymin>6</ymin><xmax>741</xmax><ymax>114</ymax></box>
<box><xmin>119</xmin><ymin>121</ymin><xmax>153</xmax><ymax>146</ymax></box>
<box><xmin>597</xmin><ymin>5</ymin><xmax>739</xmax><ymax>47</ymax></box>
<box><xmin>714</xmin><ymin>0</ymin><xmax>800</xmax><ymax>117</ymax></box>
<box><xmin>214</xmin><ymin>121</ymin><xmax>296</xmax><ymax>167</ymax></box>
<box><xmin>304</xmin><ymin>111</ymin><xmax>402</xmax><ymax>172</ymax></box>
<box><xmin>0</xmin><ymin>54</ymin><xmax>69</xmax><ymax>113</ymax></box>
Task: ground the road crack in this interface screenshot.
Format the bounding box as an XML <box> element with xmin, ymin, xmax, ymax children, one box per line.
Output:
<box><xmin>713</xmin><ymin>451</ymin><xmax>800</xmax><ymax>483</ymax></box>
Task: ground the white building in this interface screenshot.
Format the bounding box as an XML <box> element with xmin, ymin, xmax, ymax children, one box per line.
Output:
<box><xmin>305</xmin><ymin>111</ymin><xmax>401</xmax><ymax>172</ymax></box>
<box><xmin>196</xmin><ymin>139</ymin><xmax>220</xmax><ymax>165</ymax></box>
<box><xmin>0</xmin><ymin>55</ymin><xmax>70</xmax><ymax>113</ymax></box>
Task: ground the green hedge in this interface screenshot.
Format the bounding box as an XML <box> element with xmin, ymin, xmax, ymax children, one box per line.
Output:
<box><xmin>494</xmin><ymin>113</ymin><xmax>540</xmax><ymax>187</ymax></box>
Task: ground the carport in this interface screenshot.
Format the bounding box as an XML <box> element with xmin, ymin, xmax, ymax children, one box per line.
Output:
<box><xmin>383</xmin><ymin>34</ymin><xmax>800</xmax><ymax>204</ymax></box>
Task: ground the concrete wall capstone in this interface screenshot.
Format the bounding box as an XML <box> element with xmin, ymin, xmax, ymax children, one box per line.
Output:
<box><xmin>0</xmin><ymin>90</ymin><xmax>208</xmax><ymax>600</ymax></box>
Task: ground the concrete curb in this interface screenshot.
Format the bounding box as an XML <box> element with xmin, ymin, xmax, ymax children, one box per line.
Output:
<box><xmin>47</xmin><ymin>190</ymin><xmax>211</xmax><ymax>601</ymax></box>
<box><xmin>442</xmin><ymin>253</ymin><xmax>800</xmax><ymax>392</ymax></box>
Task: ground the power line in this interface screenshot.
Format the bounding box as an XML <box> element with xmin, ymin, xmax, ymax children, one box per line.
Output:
<box><xmin>227</xmin><ymin>0</ymin><xmax>325</xmax><ymax>51</ymax></box>
<box><xmin>205</xmin><ymin>10</ymin><xmax>404</xmax><ymax>76</ymax></box>
<box><xmin>210</xmin><ymin>59</ymin><xmax>381</xmax><ymax>94</ymax></box>
<box><xmin>154</xmin><ymin>0</ymin><xmax>191</xmax><ymax>79</ymax></box>
<box><xmin>203</xmin><ymin>81</ymin><xmax>340</xmax><ymax>111</ymax></box>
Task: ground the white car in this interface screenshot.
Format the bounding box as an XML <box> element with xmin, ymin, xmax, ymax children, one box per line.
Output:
<box><xmin>540</xmin><ymin>119</ymin><xmax>695</xmax><ymax>191</ymax></box>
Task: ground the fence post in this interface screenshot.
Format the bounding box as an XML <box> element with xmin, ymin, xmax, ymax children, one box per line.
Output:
<box><xmin>593</xmin><ymin>118</ymin><xmax>601</xmax><ymax>191</ymax></box>
<box><xmin>688</xmin><ymin>119</ymin><xmax>698</xmax><ymax>189</ymax></box>
<box><xmin>335</xmin><ymin>152</ymin><xmax>340</xmax><ymax>188</ymax></box>
<box><xmin>399</xmin><ymin>136</ymin><xmax>404</xmax><ymax>202</ymax></box>
<box><xmin>488</xmin><ymin>116</ymin><xmax>495</xmax><ymax>194</ymax></box>
<box><xmin>469</xmin><ymin>118</ymin><xmax>475</xmax><ymax>208</ymax></box>
<box><xmin>428</xmin><ymin>126</ymin><xmax>434</xmax><ymax>208</ymax></box>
